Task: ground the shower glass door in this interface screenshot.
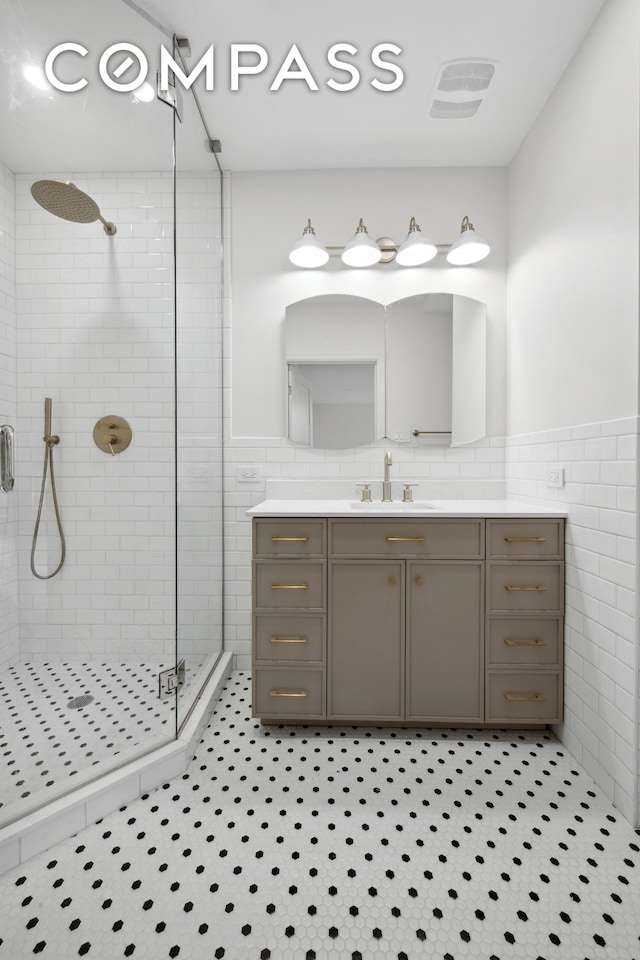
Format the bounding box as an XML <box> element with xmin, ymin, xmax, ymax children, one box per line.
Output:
<box><xmin>173</xmin><ymin>50</ymin><xmax>225</xmax><ymax>730</ymax></box>
<box><xmin>0</xmin><ymin>0</ymin><xmax>224</xmax><ymax>829</ymax></box>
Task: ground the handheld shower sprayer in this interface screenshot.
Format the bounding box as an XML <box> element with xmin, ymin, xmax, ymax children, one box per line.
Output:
<box><xmin>43</xmin><ymin>397</ymin><xmax>59</xmax><ymax>446</ymax></box>
<box><xmin>31</xmin><ymin>397</ymin><xmax>66</xmax><ymax>579</ymax></box>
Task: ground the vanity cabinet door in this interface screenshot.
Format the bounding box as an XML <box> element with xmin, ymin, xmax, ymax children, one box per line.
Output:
<box><xmin>406</xmin><ymin>561</ymin><xmax>483</xmax><ymax>722</ymax></box>
<box><xmin>328</xmin><ymin>561</ymin><xmax>404</xmax><ymax>721</ymax></box>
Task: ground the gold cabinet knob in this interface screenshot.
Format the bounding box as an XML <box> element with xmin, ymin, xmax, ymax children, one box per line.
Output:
<box><xmin>388</xmin><ymin>576</ymin><xmax>397</xmax><ymax>585</ymax></box>
<box><xmin>415</xmin><ymin>576</ymin><xmax>424</xmax><ymax>585</ymax></box>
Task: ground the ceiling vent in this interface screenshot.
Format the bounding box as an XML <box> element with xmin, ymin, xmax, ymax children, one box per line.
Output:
<box><xmin>437</xmin><ymin>61</ymin><xmax>495</xmax><ymax>93</ymax></box>
<box><xmin>430</xmin><ymin>59</ymin><xmax>496</xmax><ymax>120</ymax></box>
<box><xmin>430</xmin><ymin>99</ymin><xmax>482</xmax><ymax>120</ymax></box>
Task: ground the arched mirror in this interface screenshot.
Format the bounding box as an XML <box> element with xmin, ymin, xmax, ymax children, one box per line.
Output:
<box><xmin>285</xmin><ymin>293</ymin><xmax>486</xmax><ymax>449</ymax></box>
<box><xmin>285</xmin><ymin>296</ymin><xmax>386</xmax><ymax>449</ymax></box>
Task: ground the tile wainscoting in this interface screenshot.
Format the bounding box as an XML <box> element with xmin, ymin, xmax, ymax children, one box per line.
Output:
<box><xmin>505</xmin><ymin>417</ymin><xmax>638</xmax><ymax>826</ymax></box>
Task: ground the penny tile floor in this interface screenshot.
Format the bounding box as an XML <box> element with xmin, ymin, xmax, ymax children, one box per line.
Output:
<box><xmin>0</xmin><ymin>671</ymin><xmax>639</xmax><ymax>959</ymax></box>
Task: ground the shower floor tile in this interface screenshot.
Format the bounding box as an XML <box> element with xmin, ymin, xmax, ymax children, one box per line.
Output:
<box><xmin>0</xmin><ymin>659</ymin><xmax>204</xmax><ymax>821</ymax></box>
<box><xmin>0</xmin><ymin>670</ymin><xmax>638</xmax><ymax>959</ymax></box>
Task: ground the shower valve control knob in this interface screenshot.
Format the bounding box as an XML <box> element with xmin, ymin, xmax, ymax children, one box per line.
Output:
<box><xmin>93</xmin><ymin>415</ymin><xmax>132</xmax><ymax>456</ymax></box>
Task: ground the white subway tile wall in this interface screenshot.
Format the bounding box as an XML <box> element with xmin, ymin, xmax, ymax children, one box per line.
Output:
<box><xmin>0</xmin><ymin>163</ymin><xmax>18</xmax><ymax>668</ymax></box>
<box><xmin>505</xmin><ymin>418</ymin><xmax>638</xmax><ymax>823</ymax></box>
<box><xmin>13</xmin><ymin>170</ymin><xmax>223</xmax><ymax>664</ymax></box>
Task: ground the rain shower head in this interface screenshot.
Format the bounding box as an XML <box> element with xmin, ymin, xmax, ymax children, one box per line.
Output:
<box><xmin>30</xmin><ymin>180</ymin><xmax>117</xmax><ymax>235</ymax></box>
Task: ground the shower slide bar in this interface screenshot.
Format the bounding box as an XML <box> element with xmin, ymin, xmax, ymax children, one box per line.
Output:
<box><xmin>0</xmin><ymin>424</ymin><xmax>14</xmax><ymax>492</ymax></box>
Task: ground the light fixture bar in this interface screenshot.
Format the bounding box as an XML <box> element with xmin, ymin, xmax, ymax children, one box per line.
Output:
<box><xmin>289</xmin><ymin>215</ymin><xmax>489</xmax><ymax>268</ymax></box>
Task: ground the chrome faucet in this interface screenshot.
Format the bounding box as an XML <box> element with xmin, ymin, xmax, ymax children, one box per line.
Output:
<box><xmin>382</xmin><ymin>450</ymin><xmax>393</xmax><ymax>501</ymax></box>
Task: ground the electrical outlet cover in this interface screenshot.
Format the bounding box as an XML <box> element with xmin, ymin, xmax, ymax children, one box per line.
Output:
<box><xmin>238</xmin><ymin>465</ymin><xmax>261</xmax><ymax>481</ymax></box>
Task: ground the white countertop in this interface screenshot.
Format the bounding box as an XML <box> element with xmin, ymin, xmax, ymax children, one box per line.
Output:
<box><xmin>247</xmin><ymin>499</ymin><xmax>567</xmax><ymax>518</ymax></box>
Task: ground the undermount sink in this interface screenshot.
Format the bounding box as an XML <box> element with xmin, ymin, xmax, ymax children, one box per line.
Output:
<box><xmin>349</xmin><ymin>501</ymin><xmax>437</xmax><ymax>511</ymax></box>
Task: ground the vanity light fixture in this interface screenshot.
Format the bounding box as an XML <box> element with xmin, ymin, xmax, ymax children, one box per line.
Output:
<box><xmin>288</xmin><ymin>214</ymin><xmax>490</xmax><ymax>268</ymax></box>
<box><xmin>288</xmin><ymin>219</ymin><xmax>330</xmax><ymax>268</ymax></box>
<box><xmin>395</xmin><ymin>217</ymin><xmax>438</xmax><ymax>266</ymax></box>
<box><xmin>445</xmin><ymin>216</ymin><xmax>491</xmax><ymax>265</ymax></box>
<box><xmin>341</xmin><ymin>218</ymin><xmax>384</xmax><ymax>267</ymax></box>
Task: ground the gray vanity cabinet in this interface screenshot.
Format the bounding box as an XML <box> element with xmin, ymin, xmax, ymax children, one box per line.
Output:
<box><xmin>252</xmin><ymin>514</ymin><xmax>564</xmax><ymax>727</ymax></box>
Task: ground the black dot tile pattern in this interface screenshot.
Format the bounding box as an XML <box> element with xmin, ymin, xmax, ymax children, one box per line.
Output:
<box><xmin>0</xmin><ymin>671</ymin><xmax>639</xmax><ymax>959</ymax></box>
<box><xmin>0</xmin><ymin>659</ymin><xmax>204</xmax><ymax>820</ymax></box>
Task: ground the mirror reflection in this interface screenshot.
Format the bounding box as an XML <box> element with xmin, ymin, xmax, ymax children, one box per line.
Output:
<box><xmin>285</xmin><ymin>293</ymin><xmax>486</xmax><ymax>449</ymax></box>
<box><xmin>288</xmin><ymin>363</ymin><xmax>376</xmax><ymax>448</ymax></box>
<box><xmin>385</xmin><ymin>294</ymin><xmax>453</xmax><ymax>442</ymax></box>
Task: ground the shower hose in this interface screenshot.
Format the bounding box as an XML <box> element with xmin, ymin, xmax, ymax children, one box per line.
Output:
<box><xmin>30</xmin><ymin>436</ymin><xmax>66</xmax><ymax>579</ymax></box>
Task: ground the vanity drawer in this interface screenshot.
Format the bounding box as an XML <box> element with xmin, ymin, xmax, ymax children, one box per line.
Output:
<box><xmin>487</xmin><ymin>562</ymin><xmax>563</xmax><ymax>615</ymax></box>
<box><xmin>253</xmin><ymin>667</ymin><xmax>325</xmax><ymax>719</ymax></box>
<box><xmin>254</xmin><ymin>518</ymin><xmax>326</xmax><ymax>558</ymax></box>
<box><xmin>486</xmin><ymin>617</ymin><xmax>562</xmax><ymax>667</ymax></box>
<box><xmin>486</xmin><ymin>672</ymin><xmax>561</xmax><ymax>723</ymax></box>
<box><xmin>487</xmin><ymin>520</ymin><xmax>563</xmax><ymax>560</ymax></box>
<box><xmin>254</xmin><ymin>561</ymin><xmax>326</xmax><ymax>611</ymax></box>
<box><xmin>329</xmin><ymin>519</ymin><xmax>484</xmax><ymax>558</ymax></box>
<box><xmin>254</xmin><ymin>614</ymin><xmax>325</xmax><ymax>663</ymax></box>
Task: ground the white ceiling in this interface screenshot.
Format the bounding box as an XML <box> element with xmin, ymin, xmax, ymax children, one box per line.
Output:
<box><xmin>1</xmin><ymin>0</ymin><xmax>606</xmax><ymax>174</ymax></box>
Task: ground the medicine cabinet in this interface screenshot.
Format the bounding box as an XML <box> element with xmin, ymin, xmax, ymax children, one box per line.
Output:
<box><xmin>284</xmin><ymin>293</ymin><xmax>486</xmax><ymax>448</ymax></box>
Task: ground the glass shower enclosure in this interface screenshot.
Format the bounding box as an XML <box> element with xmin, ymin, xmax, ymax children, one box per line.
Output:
<box><xmin>0</xmin><ymin>0</ymin><xmax>224</xmax><ymax>829</ymax></box>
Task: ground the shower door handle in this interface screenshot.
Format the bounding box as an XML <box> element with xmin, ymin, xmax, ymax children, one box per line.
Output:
<box><xmin>0</xmin><ymin>425</ymin><xmax>15</xmax><ymax>492</ymax></box>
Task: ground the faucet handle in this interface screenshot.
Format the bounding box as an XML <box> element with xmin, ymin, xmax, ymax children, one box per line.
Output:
<box><xmin>402</xmin><ymin>483</ymin><xmax>418</xmax><ymax>503</ymax></box>
<box><xmin>356</xmin><ymin>482</ymin><xmax>373</xmax><ymax>503</ymax></box>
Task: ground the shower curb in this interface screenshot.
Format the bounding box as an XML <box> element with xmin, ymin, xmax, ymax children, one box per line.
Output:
<box><xmin>0</xmin><ymin>652</ymin><xmax>233</xmax><ymax>876</ymax></box>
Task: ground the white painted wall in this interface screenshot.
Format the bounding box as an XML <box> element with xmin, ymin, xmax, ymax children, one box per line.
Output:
<box><xmin>506</xmin><ymin>0</ymin><xmax>639</xmax><ymax>436</ymax></box>
<box><xmin>506</xmin><ymin>0</ymin><xmax>640</xmax><ymax>825</ymax></box>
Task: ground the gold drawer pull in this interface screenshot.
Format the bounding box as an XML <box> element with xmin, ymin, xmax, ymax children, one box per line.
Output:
<box><xmin>386</xmin><ymin>536</ymin><xmax>425</xmax><ymax>542</ymax></box>
<box><xmin>504</xmin><ymin>537</ymin><xmax>547</xmax><ymax>543</ymax></box>
<box><xmin>270</xmin><ymin>583</ymin><xmax>309</xmax><ymax>590</ymax></box>
<box><xmin>270</xmin><ymin>689</ymin><xmax>308</xmax><ymax>698</ymax></box>
<box><xmin>270</xmin><ymin>636</ymin><xmax>308</xmax><ymax>644</ymax></box>
<box><xmin>504</xmin><ymin>692</ymin><xmax>546</xmax><ymax>703</ymax></box>
<box><xmin>505</xmin><ymin>585</ymin><xmax>547</xmax><ymax>592</ymax></box>
<box><xmin>415</xmin><ymin>576</ymin><xmax>424</xmax><ymax>585</ymax></box>
<box><xmin>504</xmin><ymin>638</ymin><xmax>546</xmax><ymax>647</ymax></box>
<box><xmin>270</xmin><ymin>536</ymin><xmax>309</xmax><ymax>542</ymax></box>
